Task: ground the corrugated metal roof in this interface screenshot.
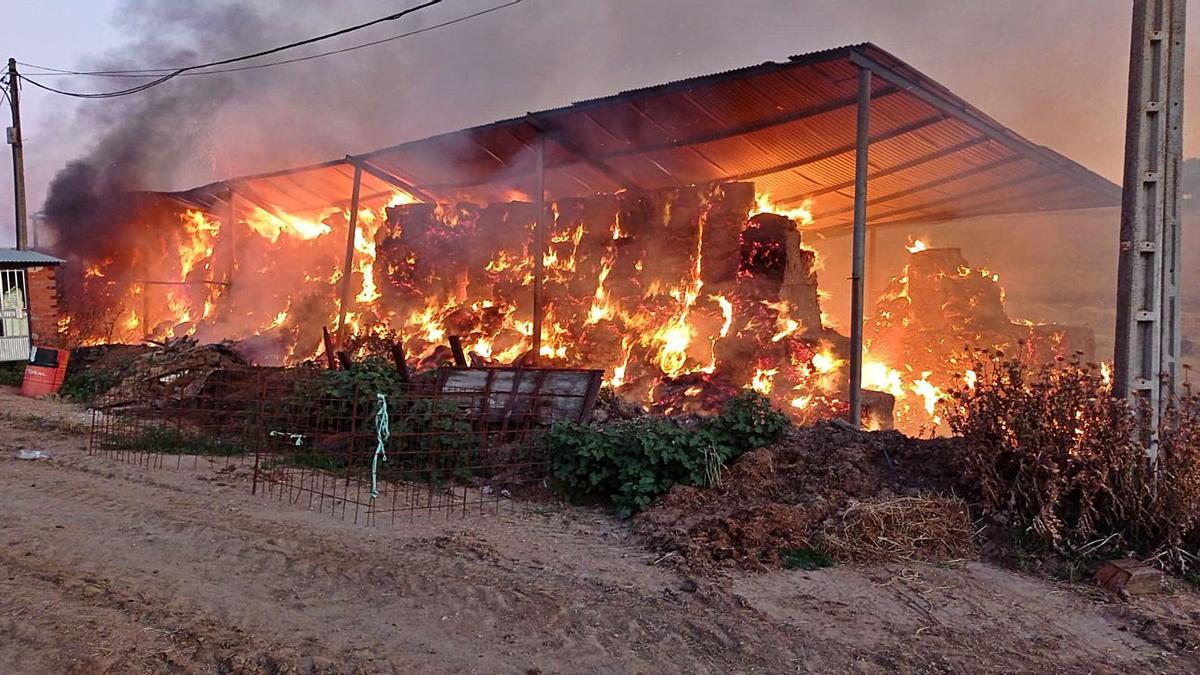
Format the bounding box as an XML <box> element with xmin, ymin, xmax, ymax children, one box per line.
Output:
<box><xmin>167</xmin><ymin>43</ymin><xmax>1119</xmax><ymax>230</ymax></box>
<box><xmin>0</xmin><ymin>249</ymin><xmax>64</xmax><ymax>266</ymax></box>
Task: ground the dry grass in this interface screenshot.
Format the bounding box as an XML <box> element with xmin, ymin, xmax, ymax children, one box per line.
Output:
<box><xmin>819</xmin><ymin>495</ymin><xmax>975</xmax><ymax>564</ymax></box>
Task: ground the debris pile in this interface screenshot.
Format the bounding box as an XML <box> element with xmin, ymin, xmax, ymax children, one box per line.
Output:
<box><xmin>92</xmin><ymin>337</ymin><xmax>249</xmax><ymax>409</ymax></box>
<box><xmin>635</xmin><ymin>422</ymin><xmax>966</xmax><ymax>570</ymax></box>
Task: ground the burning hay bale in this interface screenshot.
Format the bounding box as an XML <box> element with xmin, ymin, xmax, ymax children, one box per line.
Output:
<box><xmin>817</xmin><ymin>495</ymin><xmax>975</xmax><ymax>564</ymax></box>
<box><xmin>864</xmin><ymin>245</ymin><xmax>1096</xmax><ymax>431</ymax></box>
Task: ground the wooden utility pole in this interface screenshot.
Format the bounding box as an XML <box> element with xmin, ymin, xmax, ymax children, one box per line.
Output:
<box><xmin>1113</xmin><ymin>0</ymin><xmax>1187</xmax><ymax>459</ymax></box>
<box><xmin>6</xmin><ymin>58</ymin><xmax>28</xmax><ymax>250</ymax></box>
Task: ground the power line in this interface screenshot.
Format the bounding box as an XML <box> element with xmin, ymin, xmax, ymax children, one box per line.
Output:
<box><xmin>18</xmin><ymin>1</ymin><xmax>520</xmax><ymax>80</ymax></box>
<box><xmin>16</xmin><ymin>0</ymin><xmax>449</xmax><ymax>98</ymax></box>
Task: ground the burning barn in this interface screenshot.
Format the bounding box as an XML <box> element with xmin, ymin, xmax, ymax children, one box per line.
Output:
<box><xmin>50</xmin><ymin>43</ymin><xmax>1119</xmax><ymax>432</ymax></box>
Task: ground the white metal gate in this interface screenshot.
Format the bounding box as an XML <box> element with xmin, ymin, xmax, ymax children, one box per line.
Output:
<box><xmin>0</xmin><ymin>269</ymin><xmax>31</xmax><ymax>362</ymax></box>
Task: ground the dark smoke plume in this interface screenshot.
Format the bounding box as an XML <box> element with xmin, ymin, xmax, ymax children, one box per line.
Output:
<box><xmin>43</xmin><ymin>1</ymin><xmax>264</xmax><ymax>262</ymax></box>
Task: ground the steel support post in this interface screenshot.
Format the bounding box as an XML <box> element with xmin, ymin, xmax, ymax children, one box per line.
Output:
<box><xmin>1114</xmin><ymin>0</ymin><xmax>1186</xmax><ymax>459</ymax></box>
<box><xmin>531</xmin><ymin>134</ymin><xmax>547</xmax><ymax>365</ymax></box>
<box><xmin>225</xmin><ymin>188</ymin><xmax>238</xmax><ymax>286</ymax></box>
<box><xmin>336</xmin><ymin>165</ymin><xmax>364</xmax><ymax>349</ymax></box>
<box><xmin>848</xmin><ymin>66</ymin><xmax>872</xmax><ymax>428</ymax></box>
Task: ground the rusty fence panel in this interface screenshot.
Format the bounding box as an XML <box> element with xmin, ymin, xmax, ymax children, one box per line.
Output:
<box><xmin>88</xmin><ymin>366</ymin><xmax>565</xmax><ymax>521</ymax></box>
<box><xmin>253</xmin><ymin>370</ymin><xmax>553</xmax><ymax>524</ymax></box>
<box><xmin>88</xmin><ymin>365</ymin><xmax>269</xmax><ymax>470</ymax></box>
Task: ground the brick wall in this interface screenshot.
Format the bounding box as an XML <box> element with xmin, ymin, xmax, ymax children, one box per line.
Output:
<box><xmin>25</xmin><ymin>265</ymin><xmax>65</xmax><ymax>347</ymax></box>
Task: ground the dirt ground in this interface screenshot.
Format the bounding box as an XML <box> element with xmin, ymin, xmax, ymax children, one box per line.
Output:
<box><xmin>1</xmin><ymin>387</ymin><xmax>1199</xmax><ymax>673</ymax></box>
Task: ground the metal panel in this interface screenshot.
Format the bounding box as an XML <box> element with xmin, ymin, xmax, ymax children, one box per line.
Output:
<box><xmin>0</xmin><ymin>268</ymin><xmax>31</xmax><ymax>363</ymax></box>
<box><xmin>157</xmin><ymin>43</ymin><xmax>1119</xmax><ymax>233</ymax></box>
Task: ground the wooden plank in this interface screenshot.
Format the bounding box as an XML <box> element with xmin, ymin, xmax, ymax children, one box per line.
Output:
<box><xmin>435</xmin><ymin>367</ymin><xmax>603</xmax><ymax>424</ymax></box>
<box><xmin>321</xmin><ymin>327</ymin><xmax>337</xmax><ymax>370</ymax></box>
<box><xmin>448</xmin><ymin>335</ymin><xmax>468</xmax><ymax>367</ymax></box>
<box><xmin>390</xmin><ymin>341</ymin><xmax>410</xmax><ymax>383</ymax></box>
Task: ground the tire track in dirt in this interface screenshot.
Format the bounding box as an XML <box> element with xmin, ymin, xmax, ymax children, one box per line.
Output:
<box><xmin>0</xmin><ymin>547</ymin><xmax>338</xmax><ymax>674</ymax></box>
<box><xmin>2</xmin><ymin>444</ymin><xmax>818</xmax><ymax>673</ymax></box>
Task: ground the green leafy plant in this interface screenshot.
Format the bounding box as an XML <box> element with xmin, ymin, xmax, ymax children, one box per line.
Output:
<box><xmin>103</xmin><ymin>425</ymin><xmax>248</xmax><ymax>456</ymax></box>
<box><xmin>550</xmin><ymin>391</ymin><xmax>788</xmax><ymax>516</ymax></box>
<box><xmin>0</xmin><ymin>362</ymin><xmax>23</xmax><ymax>387</ymax></box>
<box><xmin>780</xmin><ymin>546</ymin><xmax>834</xmax><ymax>571</ymax></box>
<box><xmin>60</xmin><ymin>368</ymin><xmax>123</xmax><ymax>402</ymax></box>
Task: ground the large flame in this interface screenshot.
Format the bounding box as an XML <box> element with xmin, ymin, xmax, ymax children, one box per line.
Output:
<box><xmin>65</xmin><ymin>184</ymin><xmax>1055</xmax><ymax>435</ymax></box>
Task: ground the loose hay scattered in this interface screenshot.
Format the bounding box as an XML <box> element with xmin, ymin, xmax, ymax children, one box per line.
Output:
<box><xmin>819</xmin><ymin>495</ymin><xmax>975</xmax><ymax>564</ymax></box>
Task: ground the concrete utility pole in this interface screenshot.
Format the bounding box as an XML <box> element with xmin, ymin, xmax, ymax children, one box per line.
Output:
<box><xmin>6</xmin><ymin>58</ymin><xmax>28</xmax><ymax>250</ymax></box>
<box><xmin>1114</xmin><ymin>0</ymin><xmax>1187</xmax><ymax>459</ymax></box>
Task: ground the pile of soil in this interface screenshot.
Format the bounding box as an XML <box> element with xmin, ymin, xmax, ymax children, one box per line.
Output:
<box><xmin>635</xmin><ymin>421</ymin><xmax>966</xmax><ymax>570</ymax></box>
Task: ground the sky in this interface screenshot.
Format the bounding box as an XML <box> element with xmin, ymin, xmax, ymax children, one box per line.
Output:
<box><xmin>1</xmin><ymin>0</ymin><xmax>1198</xmax><ymax>248</ymax></box>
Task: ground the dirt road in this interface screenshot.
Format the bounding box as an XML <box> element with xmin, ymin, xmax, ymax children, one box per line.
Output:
<box><xmin>0</xmin><ymin>387</ymin><xmax>1197</xmax><ymax>673</ymax></box>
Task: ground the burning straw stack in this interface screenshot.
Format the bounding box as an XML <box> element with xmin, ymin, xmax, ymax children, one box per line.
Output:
<box><xmin>870</xmin><ymin>247</ymin><xmax>1095</xmax><ymax>385</ymax></box>
<box><xmin>367</xmin><ymin>182</ymin><xmax>863</xmax><ymax>421</ymax></box>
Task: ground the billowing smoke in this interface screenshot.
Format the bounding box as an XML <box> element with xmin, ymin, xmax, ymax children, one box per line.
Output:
<box><xmin>43</xmin><ymin>1</ymin><xmax>267</xmax><ymax>261</ymax></box>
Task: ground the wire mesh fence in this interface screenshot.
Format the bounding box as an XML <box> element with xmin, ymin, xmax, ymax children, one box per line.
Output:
<box><xmin>88</xmin><ymin>365</ymin><xmax>268</xmax><ymax>470</ymax></box>
<box><xmin>255</xmin><ymin>374</ymin><xmax>554</xmax><ymax>524</ymax></box>
<box><xmin>88</xmin><ymin>365</ymin><xmax>598</xmax><ymax>521</ymax></box>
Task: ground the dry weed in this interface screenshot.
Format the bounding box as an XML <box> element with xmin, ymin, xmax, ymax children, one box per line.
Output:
<box><xmin>944</xmin><ymin>348</ymin><xmax>1200</xmax><ymax>570</ymax></box>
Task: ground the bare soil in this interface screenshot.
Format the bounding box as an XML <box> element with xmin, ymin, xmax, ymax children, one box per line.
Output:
<box><xmin>1</xmin><ymin>387</ymin><xmax>1199</xmax><ymax>673</ymax></box>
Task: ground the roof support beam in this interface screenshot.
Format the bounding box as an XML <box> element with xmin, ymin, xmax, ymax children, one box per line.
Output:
<box><xmin>590</xmin><ymin>86</ymin><xmax>902</xmax><ymax>163</ymax></box>
<box><xmin>823</xmin><ymin>182</ymin><xmax>1090</xmax><ymax>233</ymax></box>
<box><xmin>725</xmin><ymin>113</ymin><xmax>946</xmax><ymax>183</ymax></box>
<box><xmin>812</xmin><ymin>155</ymin><xmax>1024</xmax><ymax>220</ymax></box>
<box><xmin>816</xmin><ymin>170</ymin><xmax>1050</xmax><ymax>234</ymax></box>
<box><xmin>336</xmin><ymin>165</ymin><xmax>363</xmax><ymax>349</ymax></box>
<box><xmin>346</xmin><ymin>155</ymin><xmax>437</xmax><ymax>203</ymax></box>
<box><xmin>783</xmin><ymin>136</ymin><xmax>991</xmax><ymax>204</ymax></box>
<box><xmin>526</xmin><ymin>115</ymin><xmax>643</xmax><ymax>191</ymax></box>
<box><xmin>848</xmin><ymin>66</ymin><xmax>872</xmax><ymax>430</ymax></box>
<box><xmin>418</xmin><ymin>88</ymin><xmax>906</xmax><ymax>193</ymax></box>
<box><xmin>848</xmin><ymin>48</ymin><xmax>1117</xmax><ymax>196</ymax></box>
<box><xmin>531</xmin><ymin>134</ymin><xmax>548</xmax><ymax>363</ymax></box>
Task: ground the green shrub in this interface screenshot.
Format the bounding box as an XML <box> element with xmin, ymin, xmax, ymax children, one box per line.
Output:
<box><xmin>60</xmin><ymin>368</ymin><xmax>123</xmax><ymax>402</ymax></box>
<box><xmin>103</xmin><ymin>426</ymin><xmax>248</xmax><ymax>456</ymax></box>
<box><xmin>780</xmin><ymin>546</ymin><xmax>834</xmax><ymax>571</ymax></box>
<box><xmin>0</xmin><ymin>361</ymin><xmax>23</xmax><ymax>386</ymax></box>
<box><xmin>311</xmin><ymin>356</ymin><xmax>410</xmax><ymax>404</ymax></box>
<box><xmin>550</xmin><ymin>391</ymin><xmax>788</xmax><ymax>516</ymax></box>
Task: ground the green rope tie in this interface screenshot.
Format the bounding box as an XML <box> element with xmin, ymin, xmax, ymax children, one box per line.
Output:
<box><xmin>370</xmin><ymin>392</ymin><xmax>389</xmax><ymax>500</ymax></box>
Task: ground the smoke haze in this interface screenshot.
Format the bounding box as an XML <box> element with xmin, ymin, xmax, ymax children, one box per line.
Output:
<box><xmin>5</xmin><ymin>0</ymin><xmax>1199</xmax><ymax>361</ymax></box>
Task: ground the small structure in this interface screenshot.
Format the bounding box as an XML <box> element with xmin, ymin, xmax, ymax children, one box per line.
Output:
<box><xmin>0</xmin><ymin>249</ymin><xmax>64</xmax><ymax>362</ymax></box>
